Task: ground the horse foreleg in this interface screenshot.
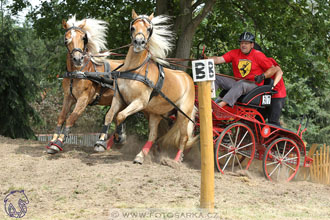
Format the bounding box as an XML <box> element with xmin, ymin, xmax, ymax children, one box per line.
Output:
<box><xmin>47</xmin><ymin>96</ymin><xmax>89</xmax><ymax>154</ymax></box>
<box><xmin>58</xmin><ymin>95</ymin><xmax>89</xmax><ymax>141</ymax></box>
<box><xmin>113</xmin><ymin>122</ymin><xmax>127</xmax><ymax>145</ymax></box>
<box><xmin>94</xmin><ymin>98</ymin><xmax>124</xmax><ymax>152</ymax></box>
<box><xmin>50</xmin><ymin>95</ymin><xmax>75</xmax><ymax>142</ymax></box>
<box><xmin>134</xmin><ymin>114</ymin><xmax>162</xmax><ymax>164</ymax></box>
<box><xmin>174</xmin><ymin>117</ymin><xmax>189</xmax><ymax>162</ymax></box>
<box><xmin>46</xmin><ymin>95</ymin><xmax>75</xmax><ymax>153</ymax></box>
<box><xmin>116</xmin><ymin>100</ymin><xmax>145</xmax><ymax>125</ymax></box>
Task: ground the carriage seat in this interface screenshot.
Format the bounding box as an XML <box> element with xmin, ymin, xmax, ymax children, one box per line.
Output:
<box><xmin>219</xmin><ymin>78</ymin><xmax>277</xmax><ymax>108</ymax></box>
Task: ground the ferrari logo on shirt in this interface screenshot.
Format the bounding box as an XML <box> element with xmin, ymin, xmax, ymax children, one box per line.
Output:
<box><xmin>238</xmin><ymin>59</ymin><xmax>252</xmax><ymax>77</ymax></box>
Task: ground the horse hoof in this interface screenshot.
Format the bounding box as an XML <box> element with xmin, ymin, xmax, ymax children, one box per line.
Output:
<box><xmin>94</xmin><ymin>140</ymin><xmax>107</xmax><ymax>152</ymax></box>
<box><xmin>47</xmin><ymin>145</ymin><xmax>60</xmax><ymax>154</ymax></box>
<box><xmin>114</xmin><ymin>134</ymin><xmax>127</xmax><ymax>145</ymax></box>
<box><xmin>94</xmin><ymin>145</ymin><xmax>106</xmax><ymax>152</ymax></box>
<box><xmin>133</xmin><ymin>155</ymin><xmax>144</xmax><ymax>165</ymax></box>
<box><xmin>46</xmin><ymin>140</ymin><xmax>63</xmax><ymax>154</ymax></box>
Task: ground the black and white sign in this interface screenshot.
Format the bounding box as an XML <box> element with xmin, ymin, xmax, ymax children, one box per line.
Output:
<box><xmin>262</xmin><ymin>95</ymin><xmax>271</xmax><ymax>105</ymax></box>
<box><xmin>192</xmin><ymin>59</ymin><xmax>216</xmax><ymax>82</ymax></box>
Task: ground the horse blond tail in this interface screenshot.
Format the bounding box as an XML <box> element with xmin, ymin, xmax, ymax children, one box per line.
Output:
<box><xmin>158</xmin><ymin>107</ymin><xmax>198</xmax><ymax>150</ymax></box>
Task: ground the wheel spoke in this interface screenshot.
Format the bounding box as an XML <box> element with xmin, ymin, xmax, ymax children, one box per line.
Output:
<box><xmin>228</xmin><ymin>134</ymin><xmax>235</xmax><ymax>147</ymax></box>
<box><xmin>218</xmin><ymin>150</ymin><xmax>234</xmax><ymax>160</ymax></box>
<box><xmin>266</xmin><ymin>160</ymin><xmax>279</xmax><ymax>166</ymax></box>
<box><xmin>222</xmin><ymin>154</ymin><xmax>233</xmax><ymax>171</ymax></box>
<box><xmin>237</xmin><ymin>142</ymin><xmax>252</xmax><ymax>151</ymax></box>
<box><xmin>267</xmin><ymin>151</ymin><xmax>281</xmax><ymax>161</ymax></box>
<box><xmin>283</xmin><ymin>146</ymin><xmax>295</xmax><ymax>159</ymax></box>
<box><xmin>283</xmin><ymin>157</ymin><xmax>298</xmax><ymax>162</ymax></box>
<box><xmin>276</xmin><ymin>165</ymin><xmax>281</xmax><ymax>180</ymax></box>
<box><xmin>275</xmin><ymin>143</ymin><xmax>281</xmax><ymax>157</ymax></box>
<box><xmin>282</xmin><ymin>161</ymin><xmax>296</xmax><ymax>171</ymax></box>
<box><xmin>235</xmin><ymin>154</ymin><xmax>243</xmax><ymax>170</ymax></box>
<box><xmin>232</xmin><ymin>154</ymin><xmax>235</xmax><ymax>172</ymax></box>
<box><xmin>269</xmin><ymin>162</ymin><xmax>281</xmax><ymax>177</ymax></box>
<box><xmin>236</xmin><ymin>130</ymin><xmax>249</xmax><ymax>149</ymax></box>
<box><xmin>220</xmin><ymin>143</ymin><xmax>231</xmax><ymax>149</ymax></box>
<box><xmin>237</xmin><ymin>151</ymin><xmax>251</xmax><ymax>159</ymax></box>
<box><xmin>234</xmin><ymin>126</ymin><xmax>240</xmax><ymax>147</ymax></box>
<box><xmin>282</xmin><ymin>141</ymin><xmax>287</xmax><ymax>157</ymax></box>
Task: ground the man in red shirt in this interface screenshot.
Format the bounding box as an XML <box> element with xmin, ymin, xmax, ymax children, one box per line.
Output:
<box><xmin>207</xmin><ymin>32</ymin><xmax>277</xmax><ymax>108</ymax></box>
<box><xmin>255</xmin><ymin>57</ymin><xmax>286</xmax><ymax>126</ymax></box>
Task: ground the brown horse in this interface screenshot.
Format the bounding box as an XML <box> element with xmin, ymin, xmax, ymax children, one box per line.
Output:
<box><xmin>94</xmin><ymin>10</ymin><xmax>197</xmax><ymax>164</ymax></box>
<box><xmin>47</xmin><ymin>16</ymin><xmax>126</xmax><ymax>154</ymax></box>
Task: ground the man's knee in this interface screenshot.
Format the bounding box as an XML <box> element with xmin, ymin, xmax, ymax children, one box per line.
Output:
<box><xmin>235</xmin><ymin>81</ymin><xmax>256</xmax><ymax>94</ymax></box>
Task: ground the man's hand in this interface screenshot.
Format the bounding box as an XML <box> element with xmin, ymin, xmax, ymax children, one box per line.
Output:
<box><xmin>254</xmin><ymin>73</ymin><xmax>265</xmax><ymax>83</ymax></box>
<box><xmin>199</xmin><ymin>54</ymin><xmax>207</xmax><ymax>59</ymax></box>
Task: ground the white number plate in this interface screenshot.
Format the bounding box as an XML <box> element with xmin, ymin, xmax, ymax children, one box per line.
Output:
<box><xmin>262</xmin><ymin>95</ymin><xmax>271</xmax><ymax>105</ymax></box>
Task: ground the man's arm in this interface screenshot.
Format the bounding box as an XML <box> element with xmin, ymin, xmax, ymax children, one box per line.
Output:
<box><xmin>270</xmin><ymin>66</ymin><xmax>283</xmax><ymax>87</ymax></box>
<box><xmin>255</xmin><ymin>65</ymin><xmax>278</xmax><ymax>84</ymax></box>
<box><xmin>207</xmin><ymin>56</ymin><xmax>226</xmax><ymax>64</ymax></box>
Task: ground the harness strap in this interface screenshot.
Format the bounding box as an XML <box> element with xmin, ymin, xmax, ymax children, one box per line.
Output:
<box><xmin>67</xmin><ymin>57</ymin><xmax>91</xmax><ymax>102</ymax></box>
<box><xmin>88</xmin><ymin>62</ymin><xmax>111</xmax><ymax>106</ymax></box>
<box><xmin>111</xmin><ymin>56</ymin><xmax>150</xmax><ymax>105</ymax></box>
<box><xmin>112</xmin><ymin>63</ymin><xmax>195</xmax><ymax>124</ymax></box>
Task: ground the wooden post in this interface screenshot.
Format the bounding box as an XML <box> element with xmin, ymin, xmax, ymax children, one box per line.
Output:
<box><xmin>191</xmin><ymin>59</ymin><xmax>215</xmax><ymax>212</ymax></box>
<box><xmin>198</xmin><ymin>81</ymin><xmax>214</xmax><ymax>212</ymax></box>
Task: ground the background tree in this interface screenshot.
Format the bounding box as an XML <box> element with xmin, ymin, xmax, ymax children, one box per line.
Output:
<box><xmin>0</xmin><ymin>14</ymin><xmax>40</xmax><ymax>138</ymax></box>
<box><xmin>5</xmin><ymin>0</ymin><xmax>330</xmax><ymax>145</ymax></box>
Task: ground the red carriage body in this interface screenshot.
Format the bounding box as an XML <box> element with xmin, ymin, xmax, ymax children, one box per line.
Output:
<box><xmin>194</xmin><ymin>80</ymin><xmax>313</xmax><ymax>182</ymax></box>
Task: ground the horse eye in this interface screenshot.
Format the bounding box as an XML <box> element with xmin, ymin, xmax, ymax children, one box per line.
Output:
<box><xmin>130</xmin><ymin>26</ymin><xmax>135</xmax><ymax>32</ymax></box>
<box><xmin>64</xmin><ymin>38</ymin><xmax>68</xmax><ymax>44</ymax></box>
<box><xmin>147</xmin><ymin>27</ymin><xmax>151</xmax><ymax>32</ymax></box>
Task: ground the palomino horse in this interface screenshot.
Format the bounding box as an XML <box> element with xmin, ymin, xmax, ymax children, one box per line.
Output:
<box><xmin>95</xmin><ymin>10</ymin><xmax>196</xmax><ymax>164</ymax></box>
<box><xmin>47</xmin><ymin>16</ymin><xmax>126</xmax><ymax>154</ymax></box>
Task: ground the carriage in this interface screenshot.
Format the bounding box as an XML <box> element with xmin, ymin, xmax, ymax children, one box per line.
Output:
<box><xmin>194</xmin><ymin>78</ymin><xmax>313</xmax><ymax>182</ymax></box>
<box><xmin>53</xmin><ymin>12</ymin><xmax>312</xmax><ymax>182</ymax></box>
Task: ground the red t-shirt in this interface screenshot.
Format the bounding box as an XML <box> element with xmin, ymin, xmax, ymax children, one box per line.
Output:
<box><xmin>222</xmin><ymin>48</ymin><xmax>273</xmax><ymax>86</ymax></box>
<box><xmin>268</xmin><ymin>58</ymin><xmax>286</xmax><ymax>98</ymax></box>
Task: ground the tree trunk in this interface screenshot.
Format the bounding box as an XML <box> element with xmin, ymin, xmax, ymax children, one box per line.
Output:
<box><xmin>156</xmin><ymin>0</ymin><xmax>216</xmax><ymax>71</ymax></box>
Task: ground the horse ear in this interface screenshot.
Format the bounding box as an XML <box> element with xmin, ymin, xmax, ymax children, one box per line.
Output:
<box><xmin>132</xmin><ymin>9</ymin><xmax>138</xmax><ymax>19</ymax></box>
<box><xmin>149</xmin><ymin>13</ymin><xmax>154</xmax><ymax>20</ymax></box>
<box><xmin>78</xmin><ymin>19</ymin><xmax>86</xmax><ymax>29</ymax></box>
<box><xmin>62</xmin><ymin>19</ymin><xmax>68</xmax><ymax>29</ymax></box>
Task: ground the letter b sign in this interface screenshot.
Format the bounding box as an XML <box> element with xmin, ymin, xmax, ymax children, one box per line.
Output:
<box><xmin>192</xmin><ymin>59</ymin><xmax>215</xmax><ymax>82</ymax></box>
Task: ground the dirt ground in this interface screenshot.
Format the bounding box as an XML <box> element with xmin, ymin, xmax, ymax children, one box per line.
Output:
<box><xmin>0</xmin><ymin>135</ymin><xmax>329</xmax><ymax>220</ymax></box>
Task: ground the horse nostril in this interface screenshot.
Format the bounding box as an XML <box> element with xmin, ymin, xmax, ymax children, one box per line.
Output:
<box><xmin>133</xmin><ymin>39</ymin><xmax>138</xmax><ymax>45</ymax></box>
<box><xmin>141</xmin><ymin>40</ymin><xmax>146</xmax><ymax>45</ymax></box>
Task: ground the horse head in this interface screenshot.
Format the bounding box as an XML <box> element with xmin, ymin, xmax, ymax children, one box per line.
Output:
<box><xmin>130</xmin><ymin>9</ymin><xmax>154</xmax><ymax>53</ymax></box>
<box><xmin>62</xmin><ymin>19</ymin><xmax>88</xmax><ymax>67</ymax></box>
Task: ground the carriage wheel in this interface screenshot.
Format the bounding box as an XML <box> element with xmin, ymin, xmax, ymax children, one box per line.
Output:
<box><xmin>214</xmin><ymin>122</ymin><xmax>255</xmax><ymax>173</ymax></box>
<box><xmin>263</xmin><ymin>137</ymin><xmax>300</xmax><ymax>182</ymax></box>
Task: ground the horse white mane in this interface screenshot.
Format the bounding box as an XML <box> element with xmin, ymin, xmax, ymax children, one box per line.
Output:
<box><xmin>148</xmin><ymin>15</ymin><xmax>175</xmax><ymax>66</ymax></box>
<box><xmin>66</xmin><ymin>15</ymin><xmax>108</xmax><ymax>63</ymax></box>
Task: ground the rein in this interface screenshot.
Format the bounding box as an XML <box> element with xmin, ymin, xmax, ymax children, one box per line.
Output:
<box><xmin>157</xmin><ymin>56</ymin><xmax>255</xmax><ymax>84</ymax></box>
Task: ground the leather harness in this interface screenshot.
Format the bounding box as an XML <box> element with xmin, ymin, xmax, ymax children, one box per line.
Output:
<box><xmin>111</xmin><ymin>56</ymin><xmax>195</xmax><ymax>124</ymax></box>
<box><xmin>63</xmin><ymin>20</ymin><xmax>194</xmax><ymax>123</ymax></box>
<box><xmin>63</xmin><ymin>59</ymin><xmax>113</xmax><ymax>106</ymax></box>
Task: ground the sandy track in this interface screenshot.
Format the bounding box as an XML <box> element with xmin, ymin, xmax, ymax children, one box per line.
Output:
<box><xmin>0</xmin><ymin>135</ymin><xmax>329</xmax><ymax>220</ymax></box>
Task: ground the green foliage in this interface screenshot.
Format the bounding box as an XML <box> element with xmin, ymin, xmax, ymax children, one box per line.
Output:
<box><xmin>5</xmin><ymin>0</ymin><xmax>329</xmax><ymax>145</ymax></box>
<box><xmin>28</xmin><ymin>0</ymin><xmax>155</xmax><ymax>53</ymax></box>
<box><xmin>0</xmin><ymin>15</ymin><xmax>41</xmax><ymax>139</ymax></box>
<box><xmin>193</xmin><ymin>0</ymin><xmax>330</xmax><ymax>145</ymax></box>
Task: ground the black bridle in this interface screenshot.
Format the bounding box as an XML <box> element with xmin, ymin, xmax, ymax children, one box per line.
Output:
<box><xmin>130</xmin><ymin>16</ymin><xmax>153</xmax><ymax>44</ymax></box>
<box><xmin>64</xmin><ymin>26</ymin><xmax>89</xmax><ymax>57</ymax></box>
